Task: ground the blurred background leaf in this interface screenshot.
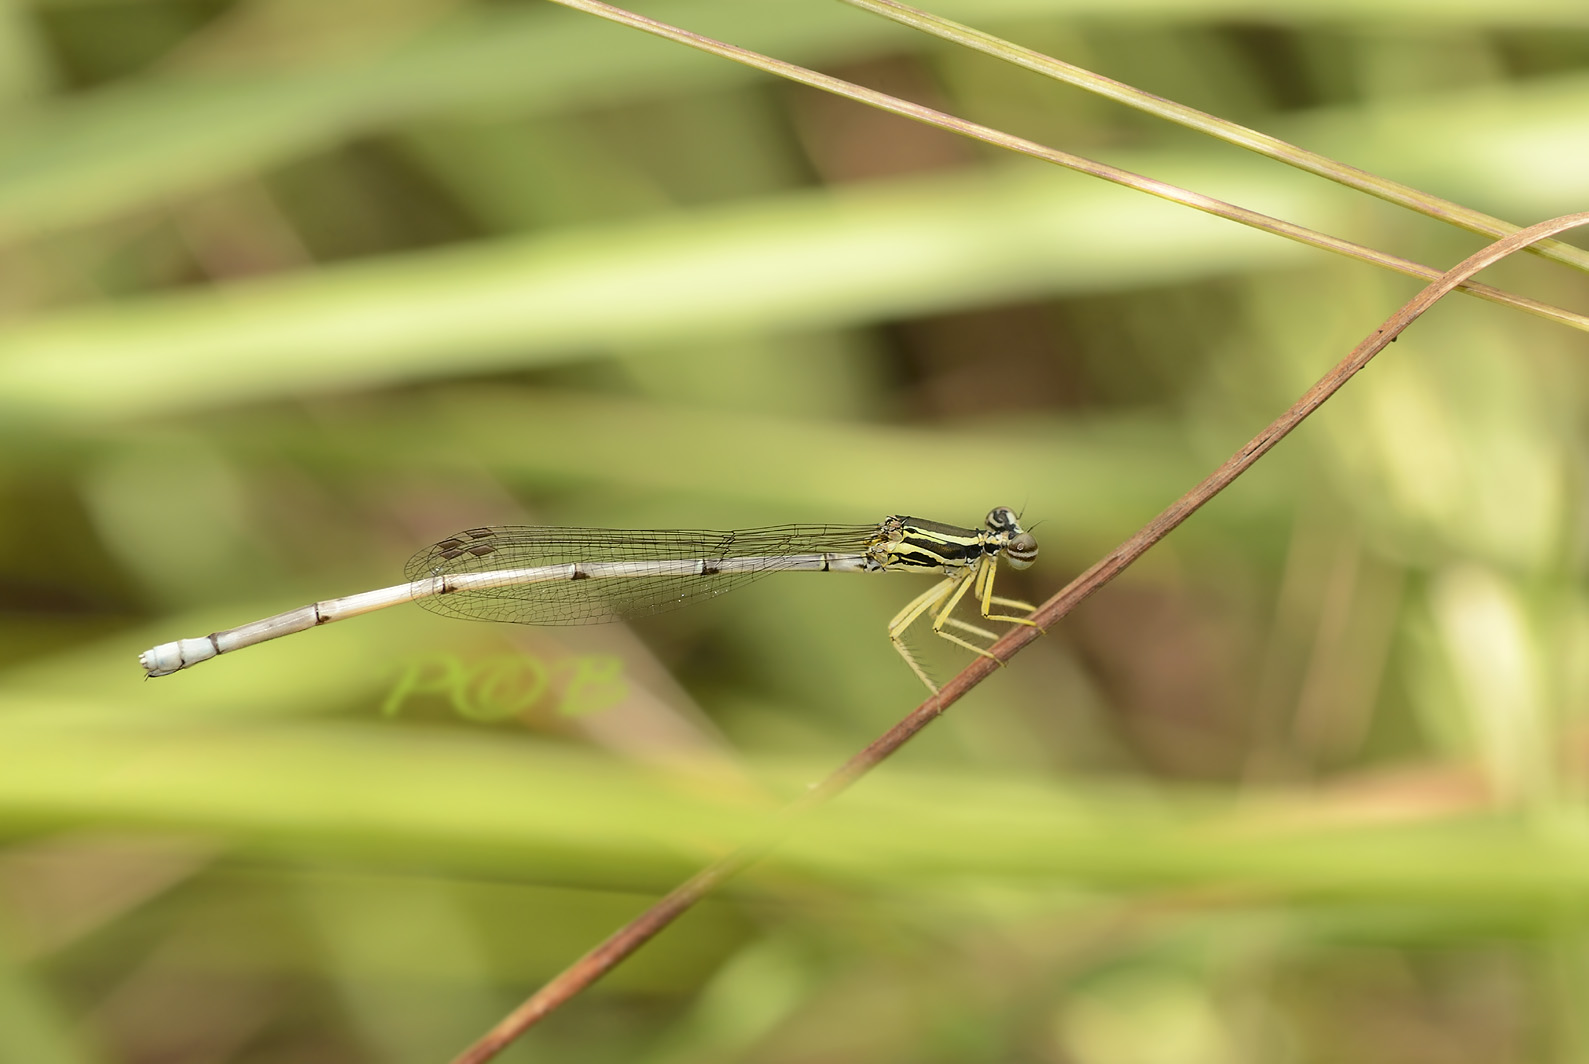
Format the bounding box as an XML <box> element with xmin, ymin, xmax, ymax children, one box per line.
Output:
<box><xmin>1</xmin><ymin>1</ymin><xmax>1587</xmax><ymax>1062</ymax></box>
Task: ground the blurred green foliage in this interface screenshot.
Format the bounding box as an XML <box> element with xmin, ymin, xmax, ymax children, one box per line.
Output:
<box><xmin>1</xmin><ymin>1</ymin><xmax>1588</xmax><ymax>1061</ymax></box>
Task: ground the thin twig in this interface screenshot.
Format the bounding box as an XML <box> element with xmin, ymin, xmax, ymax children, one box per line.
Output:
<box><xmin>837</xmin><ymin>0</ymin><xmax>1589</xmax><ymax>275</ymax></box>
<box><xmin>449</xmin><ymin>210</ymin><xmax>1589</xmax><ymax>1064</ymax></box>
<box><xmin>541</xmin><ymin>0</ymin><xmax>1589</xmax><ymax>335</ymax></box>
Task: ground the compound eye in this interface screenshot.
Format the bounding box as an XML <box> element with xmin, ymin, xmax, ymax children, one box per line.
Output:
<box><xmin>1006</xmin><ymin>530</ymin><xmax>1039</xmax><ymax>569</ymax></box>
<box><xmin>986</xmin><ymin>506</ymin><xmax>1018</xmax><ymax>532</ymax></box>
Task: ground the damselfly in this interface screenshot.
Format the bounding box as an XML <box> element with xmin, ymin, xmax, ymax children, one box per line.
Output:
<box><xmin>138</xmin><ymin>507</ymin><xmax>1041</xmax><ymax>691</ymax></box>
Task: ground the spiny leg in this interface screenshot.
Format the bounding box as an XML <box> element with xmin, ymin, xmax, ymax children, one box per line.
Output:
<box><xmin>888</xmin><ymin>565</ymin><xmax>1041</xmax><ymax>691</ymax></box>
<box><xmin>925</xmin><ymin>564</ymin><xmax>1009</xmax><ymax>661</ymax></box>
<box><xmin>943</xmin><ymin>616</ymin><xmax>999</xmax><ymax>642</ymax></box>
<box><xmin>977</xmin><ymin>557</ymin><xmax>1044</xmax><ymax>628</ymax></box>
<box><xmin>887</xmin><ymin>576</ymin><xmax>963</xmax><ymax>693</ymax></box>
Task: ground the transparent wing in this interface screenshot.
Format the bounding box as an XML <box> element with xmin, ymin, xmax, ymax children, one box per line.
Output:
<box><xmin>403</xmin><ymin>524</ymin><xmax>881</xmax><ymax>626</ymax></box>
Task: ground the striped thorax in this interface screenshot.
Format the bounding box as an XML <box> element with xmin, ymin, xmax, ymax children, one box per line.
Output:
<box><xmin>871</xmin><ymin>506</ymin><xmax>1039</xmax><ymax>574</ymax></box>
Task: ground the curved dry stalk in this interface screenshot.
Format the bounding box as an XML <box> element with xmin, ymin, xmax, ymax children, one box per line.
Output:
<box><xmin>448</xmin><ymin>205</ymin><xmax>1589</xmax><ymax>1064</ymax></box>
<box><xmin>543</xmin><ymin>0</ymin><xmax>1589</xmax><ymax>335</ymax></box>
<box><xmin>839</xmin><ymin>0</ymin><xmax>1589</xmax><ymax>276</ymax></box>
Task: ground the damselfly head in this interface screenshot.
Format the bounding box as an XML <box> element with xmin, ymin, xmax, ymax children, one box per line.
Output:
<box><xmin>986</xmin><ymin>506</ymin><xmax>1039</xmax><ymax>569</ymax></box>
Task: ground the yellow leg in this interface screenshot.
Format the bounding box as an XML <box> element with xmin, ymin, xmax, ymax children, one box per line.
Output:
<box><xmin>887</xmin><ymin>577</ymin><xmax>962</xmax><ymax>693</ymax></box>
<box><xmin>943</xmin><ymin>616</ymin><xmax>999</xmax><ymax>642</ymax></box>
<box><xmin>888</xmin><ymin>576</ymin><xmax>959</xmax><ymax>635</ymax></box>
<box><xmin>925</xmin><ymin>567</ymin><xmax>1006</xmax><ymax>661</ymax></box>
<box><xmin>886</xmin><ymin>562</ymin><xmax>1044</xmax><ymax>692</ymax></box>
<box><xmin>977</xmin><ymin>559</ymin><xmax>1043</xmax><ymax>628</ymax></box>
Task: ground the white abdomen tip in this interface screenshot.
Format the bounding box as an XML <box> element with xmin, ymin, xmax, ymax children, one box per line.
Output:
<box><xmin>139</xmin><ymin>638</ymin><xmax>217</xmax><ymax>677</ymax></box>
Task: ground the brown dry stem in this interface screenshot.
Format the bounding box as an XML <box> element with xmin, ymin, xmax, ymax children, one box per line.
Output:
<box><xmin>542</xmin><ymin>0</ymin><xmax>1589</xmax><ymax>335</ymax></box>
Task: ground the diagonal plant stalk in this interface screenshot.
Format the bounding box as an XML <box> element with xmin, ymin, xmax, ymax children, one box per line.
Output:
<box><xmin>545</xmin><ymin>0</ymin><xmax>1589</xmax><ymax>335</ymax></box>
<box><xmin>840</xmin><ymin>0</ymin><xmax>1589</xmax><ymax>275</ymax></box>
<box><xmin>447</xmin><ymin>199</ymin><xmax>1589</xmax><ymax>1064</ymax></box>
